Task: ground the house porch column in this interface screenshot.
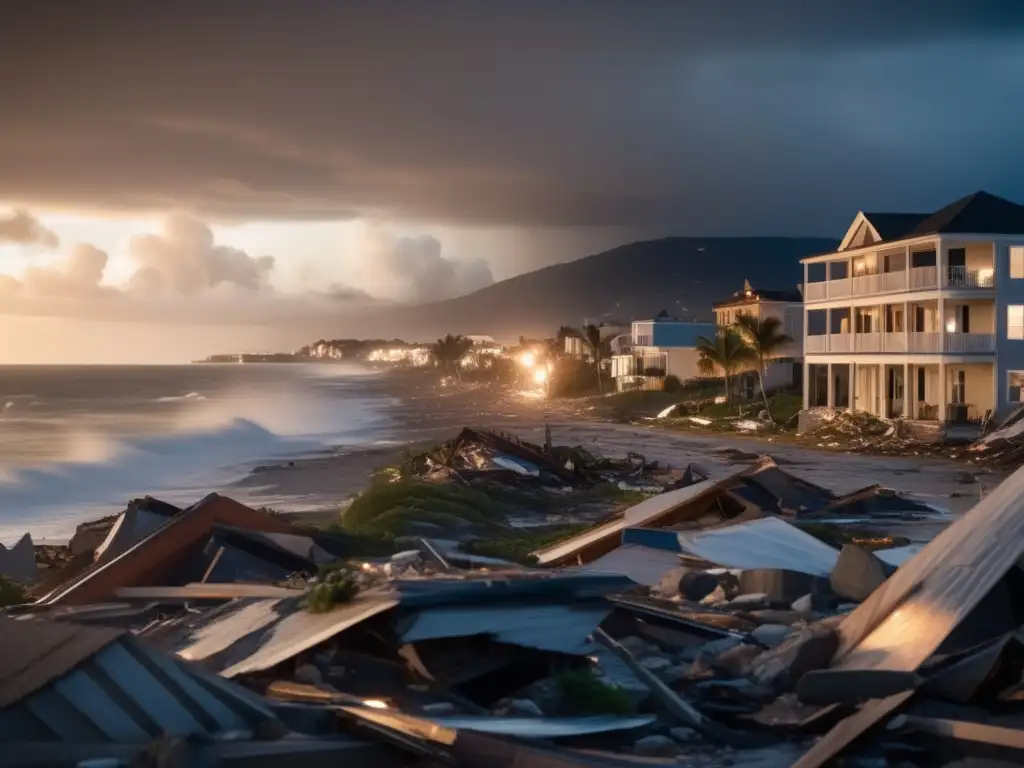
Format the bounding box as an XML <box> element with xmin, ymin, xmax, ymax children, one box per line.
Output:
<box><xmin>802</xmin><ymin>360</ymin><xmax>810</xmax><ymax>410</ymax></box>
<box><xmin>849</xmin><ymin>362</ymin><xmax>857</xmax><ymax>411</ymax></box>
<box><xmin>938</xmin><ymin>361</ymin><xmax>947</xmax><ymax>421</ymax></box>
<box><xmin>903</xmin><ymin>361</ymin><xmax>910</xmax><ymax>419</ymax></box>
<box><xmin>826</xmin><ymin>363</ymin><xmax>835</xmax><ymax>408</ymax></box>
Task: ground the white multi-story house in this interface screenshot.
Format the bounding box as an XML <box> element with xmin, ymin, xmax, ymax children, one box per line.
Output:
<box><xmin>801</xmin><ymin>191</ymin><xmax>1024</xmax><ymax>425</ymax></box>
<box><xmin>713</xmin><ymin>280</ymin><xmax>804</xmax><ymax>397</ymax></box>
<box><xmin>610</xmin><ymin>312</ymin><xmax>715</xmax><ymax>391</ymax></box>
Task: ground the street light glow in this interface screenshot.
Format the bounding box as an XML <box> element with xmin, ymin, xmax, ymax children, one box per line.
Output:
<box><xmin>519</xmin><ymin>351</ymin><xmax>536</xmax><ymax>368</ymax></box>
<box><xmin>533</xmin><ymin>367</ymin><xmax>548</xmax><ymax>384</ymax></box>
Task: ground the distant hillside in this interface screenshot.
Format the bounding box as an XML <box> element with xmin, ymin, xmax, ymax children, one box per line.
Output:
<box><xmin>353</xmin><ymin>237</ymin><xmax>836</xmax><ymax>341</ymax></box>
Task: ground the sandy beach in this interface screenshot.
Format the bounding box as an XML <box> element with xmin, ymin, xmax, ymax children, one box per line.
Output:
<box><xmin>236</xmin><ymin>371</ymin><xmax>1007</xmax><ymax>534</ymax></box>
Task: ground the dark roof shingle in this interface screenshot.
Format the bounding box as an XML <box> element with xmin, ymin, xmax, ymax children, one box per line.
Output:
<box><xmin>861</xmin><ymin>213</ymin><xmax>928</xmax><ymax>241</ymax></box>
<box><xmin>902</xmin><ymin>191</ymin><xmax>1024</xmax><ymax>237</ymax></box>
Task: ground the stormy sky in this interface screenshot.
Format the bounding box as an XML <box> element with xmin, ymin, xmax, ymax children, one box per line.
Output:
<box><xmin>2</xmin><ymin>1</ymin><xmax>1024</xmax><ymax>361</ymax></box>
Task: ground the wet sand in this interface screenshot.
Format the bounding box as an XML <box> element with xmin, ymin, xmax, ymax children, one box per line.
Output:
<box><xmin>236</xmin><ymin>373</ymin><xmax>1007</xmax><ymax>537</ymax></box>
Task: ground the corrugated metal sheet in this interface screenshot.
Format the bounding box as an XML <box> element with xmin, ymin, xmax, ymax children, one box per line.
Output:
<box><xmin>574</xmin><ymin>545</ymin><xmax>684</xmax><ymax>586</ymax></box>
<box><xmin>220</xmin><ymin>593</ymin><xmax>399</xmax><ymax>678</ymax></box>
<box><xmin>399</xmin><ymin>604</ymin><xmax>610</xmax><ymax>654</ymax></box>
<box><xmin>620</xmin><ymin>527</ymin><xmax>682</xmax><ymax>551</ymax></box>
<box><xmin>675</xmin><ymin>517</ymin><xmax>840</xmax><ymax>577</ymax></box>
<box><xmin>0</xmin><ymin>626</ymin><xmax>278</xmax><ymax>743</ymax></box>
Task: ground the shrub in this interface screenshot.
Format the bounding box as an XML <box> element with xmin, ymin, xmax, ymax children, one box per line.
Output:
<box><xmin>662</xmin><ymin>374</ymin><xmax>682</xmax><ymax>393</ymax></box>
<box><xmin>341</xmin><ymin>481</ymin><xmax>499</xmax><ymax>535</ymax></box>
<box><xmin>305</xmin><ymin>567</ymin><xmax>360</xmax><ymax>613</ymax></box>
<box><xmin>0</xmin><ymin>575</ymin><xmax>26</xmax><ymax>607</ymax></box>
<box><xmin>555</xmin><ymin>669</ymin><xmax>634</xmax><ymax>715</ymax></box>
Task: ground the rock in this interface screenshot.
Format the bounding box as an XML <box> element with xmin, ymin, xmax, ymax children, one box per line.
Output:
<box><xmin>747</xmin><ymin>625</ymin><xmax>839</xmax><ymax>694</ymax></box>
<box><xmin>661</xmin><ymin>663</ymin><xmax>692</xmax><ymax>685</ymax></box>
<box><xmin>699</xmin><ymin>585</ymin><xmax>728</xmax><ymax>605</ymax></box>
<box><xmin>685</xmin><ymin>656</ymin><xmax>717</xmax><ymax>681</ymax></box>
<box><xmin>739</xmin><ymin>568</ymin><xmax>824</xmax><ymax>603</ymax></box>
<box><xmin>698</xmin><ymin>636</ymin><xmax>744</xmax><ymax>657</ymax></box>
<box><xmin>829</xmin><ymin>544</ymin><xmax>891</xmax><ymax>602</ymax></box>
<box><xmin>669</xmin><ymin>726</ymin><xmax>701</xmax><ymax>744</ymax></box>
<box><xmin>750</xmin><ymin>624</ymin><xmax>795</xmax><ymax>649</ymax></box>
<box><xmin>680</xmin><ymin>571</ymin><xmax>720</xmax><ymax>602</ymax></box>
<box><xmin>791</xmin><ymin>594</ymin><xmax>813</xmax><ymax>612</ymax></box>
<box><xmin>294</xmin><ymin>664</ymin><xmax>323</xmax><ymax>686</ymax></box>
<box><xmin>422</xmin><ymin>702</ymin><xmax>457</xmax><ymax>715</ymax></box>
<box><xmin>711</xmin><ymin>643</ymin><xmax>764</xmax><ymax>677</ymax></box>
<box><xmin>619</xmin><ymin>635</ymin><xmax>659</xmax><ymax>658</ymax></box>
<box><xmin>640</xmin><ymin>656</ymin><xmax>674</xmax><ymax>674</ymax></box>
<box><xmin>634</xmin><ymin>734</ymin><xmax>678</xmax><ymax>757</ymax></box>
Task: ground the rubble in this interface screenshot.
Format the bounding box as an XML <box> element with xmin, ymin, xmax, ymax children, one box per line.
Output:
<box><xmin>8</xmin><ymin>425</ymin><xmax>1024</xmax><ymax>767</ymax></box>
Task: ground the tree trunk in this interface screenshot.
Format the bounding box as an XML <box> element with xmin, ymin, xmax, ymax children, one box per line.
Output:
<box><xmin>758</xmin><ymin>360</ymin><xmax>773</xmax><ymax>422</ymax></box>
<box><xmin>596</xmin><ymin>353</ymin><xmax>604</xmax><ymax>393</ymax></box>
<box><xmin>724</xmin><ymin>372</ymin><xmax>731</xmax><ymax>402</ymax></box>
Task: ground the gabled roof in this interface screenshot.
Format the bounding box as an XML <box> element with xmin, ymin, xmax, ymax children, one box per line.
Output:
<box><xmin>901</xmin><ymin>190</ymin><xmax>1024</xmax><ymax>237</ymax></box>
<box><xmin>713</xmin><ymin>281</ymin><xmax>803</xmax><ymax>308</ymax></box>
<box><xmin>860</xmin><ymin>212</ymin><xmax>929</xmax><ymax>241</ymax></box>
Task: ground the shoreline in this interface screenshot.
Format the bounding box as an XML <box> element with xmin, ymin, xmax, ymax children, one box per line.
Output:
<box><xmin>241</xmin><ymin>374</ymin><xmax>1006</xmax><ymax>533</ymax></box>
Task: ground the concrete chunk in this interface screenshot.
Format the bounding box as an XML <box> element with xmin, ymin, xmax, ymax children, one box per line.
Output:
<box><xmin>747</xmin><ymin>625</ymin><xmax>839</xmax><ymax>694</ymax></box>
<box><xmin>829</xmin><ymin>544</ymin><xmax>890</xmax><ymax>603</ymax></box>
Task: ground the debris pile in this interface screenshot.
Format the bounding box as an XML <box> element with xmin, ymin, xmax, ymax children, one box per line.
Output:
<box><xmin>3</xmin><ymin>426</ymin><xmax>1014</xmax><ymax>767</ymax></box>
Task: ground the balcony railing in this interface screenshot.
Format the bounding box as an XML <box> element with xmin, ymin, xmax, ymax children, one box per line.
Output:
<box><xmin>882</xmin><ymin>271</ymin><xmax>906</xmax><ymax>292</ymax></box>
<box><xmin>805</xmin><ymin>281</ymin><xmax>827</xmax><ymax>301</ymax></box>
<box><xmin>806</xmin><ymin>331</ymin><xmax>995</xmax><ymax>354</ymax></box>
<box><xmin>829</xmin><ymin>277</ymin><xmax>851</xmax><ymax>298</ymax></box>
<box><xmin>910</xmin><ymin>266</ymin><xmax>937</xmax><ymax>289</ymax></box>
<box><xmin>943</xmin><ymin>266</ymin><xmax>995</xmax><ymax>289</ymax></box>
<box><xmin>851</xmin><ymin>272</ymin><xmax>880</xmax><ymax>296</ymax></box>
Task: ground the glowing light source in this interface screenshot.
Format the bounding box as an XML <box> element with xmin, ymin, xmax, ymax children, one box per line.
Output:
<box><xmin>946</xmin><ymin>319</ymin><xmax>957</xmax><ymax>333</ymax></box>
<box><xmin>519</xmin><ymin>351</ymin><xmax>536</xmax><ymax>368</ymax></box>
<box><xmin>533</xmin><ymin>367</ymin><xmax>548</xmax><ymax>384</ymax></box>
<box><xmin>363</xmin><ymin>699</ymin><xmax>389</xmax><ymax>710</ymax></box>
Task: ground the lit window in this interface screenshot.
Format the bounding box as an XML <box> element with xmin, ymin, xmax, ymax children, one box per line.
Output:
<box><xmin>1011</xmin><ymin>306</ymin><xmax>1024</xmax><ymax>339</ymax></box>
<box><xmin>1010</xmin><ymin>372</ymin><xmax>1024</xmax><ymax>403</ymax></box>
<box><xmin>1012</xmin><ymin>246</ymin><xmax>1024</xmax><ymax>279</ymax></box>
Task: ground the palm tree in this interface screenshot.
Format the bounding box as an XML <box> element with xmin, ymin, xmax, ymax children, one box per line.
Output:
<box><xmin>733</xmin><ymin>315</ymin><xmax>792</xmax><ymax>420</ymax></box>
<box><xmin>695</xmin><ymin>328</ymin><xmax>753</xmax><ymax>403</ymax></box>
<box><xmin>431</xmin><ymin>333</ymin><xmax>474</xmax><ymax>379</ymax></box>
<box><xmin>572</xmin><ymin>324</ymin><xmax>612</xmax><ymax>393</ymax></box>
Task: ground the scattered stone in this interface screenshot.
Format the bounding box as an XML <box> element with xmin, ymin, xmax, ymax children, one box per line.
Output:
<box><xmin>653</xmin><ymin>567</ymin><xmax>688</xmax><ymax>598</ymax></box>
<box><xmin>747</xmin><ymin>625</ymin><xmax>839</xmax><ymax>694</ymax></box>
<box><xmin>685</xmin><ymin>656</ymin><xmax>717</xmax><ymax>681</ymax></box>
<box><xmin>661</xmin><ymin>663</ymin><xmax>692</xmax><ymax>685</ymax></box>
<box><xmin>829</xmin><ymin>544</ymin><xmax>890</xmax><ymax>602</ymax></box>
<box><xmin>791</xmin><ymin>594</ymin><xmax>813</xmax><ymax>613</ymax></box>
<box><xmin>698</xmin><ymin>636</ymin><xmax>744</xmax><ymax>657</ymax></box>
<box><xmin>700</xmin><ymin>585</ymin><xmax>728</xmax><ymax>605</ymax></box>
<box><xmin>619</xmin><ymin>636</ymin><xmax>659</xmax><ymax>658</ymax></box>
<box><xmin>421</xmin><ymin>702</ymin><xmax>457</xmax><ymax>715</ymax></box>
<box><xmin>294</xmin><ymin>664</ymin><xmax>323</xmax><ymax>686</ymax></box>
<box><xmin>640</xmin><ymin>656</ymin><xmax>674</xmax><ymax>675</ymax></box>
<box><xmin>710</xmin><ymin>643</ymin><xmax>763</xmax><ymax>677</ymax></box>
<box><xmin>634</xmin><ymin>734</ymin><xmax>678</xmax><ymax>757</ymax></box>
<box><xmin>670</xmin><ymin>726</ymin><xmax>702</xmax><ymax>744</ymax></box>
<box><xmin>680</xmin><ymin>571</ymin><xmax>720</xmax><ymax>602</ymax></box>
<box><xmin>750</xmin><ymin>624</ymin><xmax>794</xmax><ymax>649</ymax></box>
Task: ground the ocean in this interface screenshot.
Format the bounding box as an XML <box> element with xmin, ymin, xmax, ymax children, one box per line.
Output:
<box><xmin>0</xmin><ymin>364</ymin><xmax>397</xmax><ymax>543</ymax></box>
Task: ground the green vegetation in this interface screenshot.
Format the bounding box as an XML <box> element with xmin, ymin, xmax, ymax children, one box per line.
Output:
<box><xmin>554</xmin><ymin>669</ymin><xmax>635</xmax><ymax>715</ymax></box>
<box><xmin>662</xmin><ymin>374</ymin><xmax>682</xmax><ymax>393</ymax></box>
<box><xmin>796</xmin><ymin>523</ymin><xmax>909</xmax><ymax>551</ymax></box>
<box><xmin>431</xmin><ymin>333</ymin><xmax>474</xmax><ymax>378</ymax></box>
<box><xmin>304</xmin><ymin>567</ymin><xmax>360</xmax><ymax>613</ymax></box>
<box><xmin>733</xmin><ymin>315</ymin><xmax>793</xmax><ymax>421</ymax></box>
<box><xmin>0</xmin><ymin>575</ymin><xmax>27</xmax><ymax>608</ymax></box>
<box><xmin>340</xmin><ymin>480</ymin><xmax>504</xmax><ymax>537</ymax></box>
<box><xmin>696</xmin><ymin>328</ymin><xmax>753</xmax><ymax>402</ymax></box>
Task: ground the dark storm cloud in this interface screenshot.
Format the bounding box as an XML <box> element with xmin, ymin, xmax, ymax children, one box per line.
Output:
<box><xmin>2</xmin><ymin>1</ymin><xmax>1024</xmax><ymax>232</ymax></box>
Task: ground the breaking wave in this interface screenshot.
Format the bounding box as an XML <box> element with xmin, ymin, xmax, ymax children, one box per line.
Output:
<box><xmin>155</xmin><ymin>391</ymin><xmax>207</xmax><ymax>402</ymax></box>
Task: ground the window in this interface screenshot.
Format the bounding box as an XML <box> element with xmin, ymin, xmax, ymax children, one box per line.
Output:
<box><xmin>1011</xmin><ymin>306</ymin><xmax>1024</xmax><ymax>339</ymax></box>
<box><xmin>1009</xmin><ymin>372</ymin><xmax>1024</xmax><ymax>403</ymax></box>
<box><xmin>1012</xmin><ymin>246</ymin><xmax>1024</xmax><ymax>279</ymax></box>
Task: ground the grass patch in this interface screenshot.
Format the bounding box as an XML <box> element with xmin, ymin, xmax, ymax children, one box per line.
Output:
<box><xmin>554</xmin><ymin>669</ymin><xmax>635</xmax><ymax>715</ymax></box>
<box><xmin>304</xmin><ymin>567</ymin><xmax>360</xmax><ymax>613</ymax></box>
<box><xmin>340</xmin><ymin>481</ymin><xmax>502</xmax><ymax>536</ymax></box>
<box><xmin>0</xmin><ymin>575</ymin><xmax>26</xmax><ymax>608</ymax></box>
<box><xmin>796</xmin><ymin>523</ymin><xmax>910</xmax><ymax>551</ymax></box>
<box><xmin>460</xmin><ymin>524</ymin><xmax>591</xmax><ymax>565</ymax></box>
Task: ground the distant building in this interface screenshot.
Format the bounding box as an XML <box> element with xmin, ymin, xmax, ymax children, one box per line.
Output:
<box><xmin>563</xmin><ymin>324</ymin><xmax>629</xmax><ymax>360</ymax></box>
<box><xmin>610</xmin><ymin>311</ymin><xmax>715</xmax><ymax>391</ymax></box>
<box><xmin>801</xmin><ymin>190</ymin><xmax>1024</xmax><ymax>426</ymax></box>
<box><xmin>713</xmin><ymin>279</ymin><xmax>804</xmax><ymax>397</ymax></box>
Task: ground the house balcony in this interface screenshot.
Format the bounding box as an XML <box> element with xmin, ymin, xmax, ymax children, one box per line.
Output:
<box><xmin>805</xmin><ymin>266</ymin><xmax>994</xmax><ymax>301</ymax></box>
<box><xmin>806</xmin><ymin>331</ymin><xmax>995</xmax><ymax>355</ymax></box>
